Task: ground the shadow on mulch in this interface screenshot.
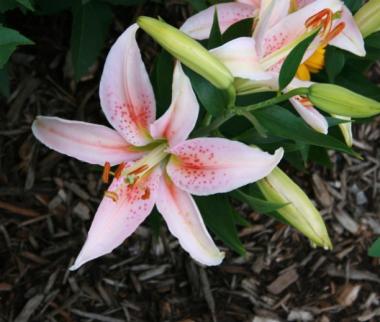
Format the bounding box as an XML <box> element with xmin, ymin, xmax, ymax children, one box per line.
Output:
<box><xmin>1</xmin><ymin>2</ymin><xmax>380</xmax><ymax>322</ymax></box>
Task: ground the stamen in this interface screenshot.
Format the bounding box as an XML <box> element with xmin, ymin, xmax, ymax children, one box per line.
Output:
<box><xmin>102</xmin><ymin>162</ymin><xmax>111</xmax><ymax>184</ymax></box>
<box><xmin>305</xmin><ymin>9</ymin><xmax>333</xmax><ymax>38</ymax></box>
<box><xmin>114</xmin><ymin>162</ymin><xmax>126</xmax><ymax>179</ymax></box>
<box><xmin>105</xmin><ymin>191</ymin><xmax>119</xmax><ymax>202</ymax></box>
<box><xmin>298</xmin><ymin>96</ymin><xmax>314</xmax><ymax>108</ymax></box>
<box><xmin>141</xmin><ymin>187</ymin><xmax>150</xmax><ymax>200</ymax></box>
<box><xmin>129</xmin><ymin>164</ymin><xmax>149</xmax><ymax>175</ymax></box>
<box><xmin>322</xmin><ymin>22</ymin><xmax>345</xmax><ymax>46</ymax></box>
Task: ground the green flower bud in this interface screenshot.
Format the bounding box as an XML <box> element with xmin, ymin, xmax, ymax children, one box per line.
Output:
<box><xmin>308</xmin><ymin>84</ymin><xmax>380</xmax><ymax>118</ymax></box>
<box><xmin>137</xmin><ymin>16</ymin><xmax>234</xmax><ymax>95</ymax></box>
<box><xmin>355</xmin><ymin>0</ymin><xmax>380</xmax><ymax>38</ymax></box>
<box><xmin>257</xmin><ymin>168</ymin><xmax>332</xmax><ymax>250</ymax></box>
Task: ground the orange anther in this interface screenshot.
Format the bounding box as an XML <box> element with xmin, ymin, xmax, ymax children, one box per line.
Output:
<box><xmin>105</xmin><ymin>191</ymin><xmax>119</xmax><ymax>202</ymax></box>
<box><xmin>141</xmin><ymin>187</ymin><xmax>150</xmax><ymax>200</ymax></box>
<box><xmin>305</xmin><ymin>9</ymin><xmax>332</xmax><ymax>29</ymax></box>
<box><xmin>323</xmin><ymin>22</ymin><xmax>345</xmax><ymax>45</ymax></box>
<box><xmin>130</xmin><ymin>164</ymin><xmax>149</xmax><ymax>176</ymax></box>
<box><xmin>114</xmin><ymin>162</ymin><xmax>126</xmax><ymax>179</ymax></box>
<box><xmin>102</xmin><ymin>161</ymin><xmax>111</xmax><ymax>184</ymax></box>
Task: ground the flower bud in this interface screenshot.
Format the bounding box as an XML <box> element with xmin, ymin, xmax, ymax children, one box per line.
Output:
<box><xmin>256</xmin><ymin>167</ymin><xmax>332</xmax><ymax>249</ymax></box>
<box><xmin>137</xmin><ymin>16</ymin><xmax>235</xmax><ymax>95</ymax></box>
<box><xmin>308</xmin><ymin>84</ymin><xmax>380</xmax><ymax>118</ymax></box>
<box><xmin>355</xmin><ymin>0</ymin><xmax>380</xmax><ymax>38</ymax></box>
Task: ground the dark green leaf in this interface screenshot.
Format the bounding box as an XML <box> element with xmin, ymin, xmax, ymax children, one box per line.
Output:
<box><xmin>183</xmin><ymin>65</ymin><xmax>228</xmax><ymax>117</ymax></box>
<box><xmin>70</xmin><ymin>1</ymin><xmax>112</xmax><ymax>80</ymax></box>
<box><xmin>207</xmin><ymin>9</ymin><xmax>222</xmax><ymax>49</ymax></box>
<box><xmin>0</xmin><ymin>0</ymin><xmax>18</xmax><ymax>12</ymax></box>
<box><xmin>16</xmin><ymin>0</ymin><xmax>34</xmax><ymax>10</ymax></box>
<box><xmin>0</xmin><ymin>26</ymin><xmax>33</xmax><ymax>68</ymax></box>
<box><xmin>343</xmin><ymin>0</ymin><xmax>363</xmax><ymax>13</ymax></box>
<box><xmin>35</xmin><ymin>0</ymin><xmax>74</xmax><ymax>13</ymax></box>
<box><xmin>325</xmin><ymin>46</ymin><xmax>345</xmax><ymax>82</ymax></box>
<box><xmin>309</xmin><ymin>146</ymin><xmax>332</xmax><ymax>168</ymax></box>
<box><xmin>101</xmin><ymin>0</ymin><xmax>146</xmax><ymax>5</ymax></box>
<box><xmin>368</xmin><ymin>238</ymin><xmax>380</xmax><ymax>257</ymax></box>
<box><xmin>0</xmin><ymin>67</ymin><xmax>10</xmax><ymax>97</ymax></box>
<box><xmin>195</xmin><ymin>195</ymin><xmax>245</xmax><ymax>256</ymax></box>
<box><xmin>252</xmin><ymin>106</ymin><xmax>360</xmax><ymax>157</ymax></box>
<box><xmin>148</xmin><ymin>208</ymin><xmax>163</xmax><ymax>240</ymax></box>
<box><xmin>279</xmin><ymin>30</ymin><xmax>319</xmax><ymax>90</ymax></box>
<box><xmin>185</xmin><ymin>0</ymin><xmax>207</xmax><ymax>12</ymax></box>
<box><xmin>230</xmin><ymin>190</ymin><xmax>288</xmax><ymax>214</ymax></box>
<box><xmin>151</xmin><ymin>50</ymin><xmax>173</xmax><ymax>117</ymax></box>
<box><xmin>222</xmin><ymin>18</ymin><xmax>253</xmax><ymax>44</ymax></box>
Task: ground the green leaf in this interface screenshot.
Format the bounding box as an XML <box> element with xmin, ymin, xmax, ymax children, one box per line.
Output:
<box><xmin>35</xmin><ymin>0</ymin><xmax>74</xmax><ymax>14</ymax></box>
<box><xmin>101</xmin><ymin>0</ymin><xmax>146</xmax><ymax>5</ymax></box>
<box><xmin>195</xmin><ymin>194</ymin><xmax>246</xmax><ymax>256</ymax></box>
<box><xmin>230</xmin><ymin>190</ymin><xmax>288</xmax><ymax>214</ymax></box>
<box><xmin>0</xmin><ymin>0</ymin><xmax>18</xmax><ymax>12</ymax></box>
<box><xmin>207</xmin><ymin>9</ymin><xmax>222</xmax><ymax>49</ymax></box>
<box><xmin>368</xmin><ymin>238</ymin><xmax>380</xmax><ymax>257</ymax></box>
<box><xmin>151</xmin><ymin>50</ymin><xmax>173</xmax><ymax>117</ymax></box>
<box><xmin>0</xmin><ymin>26</ymin><xmax>33</xmax><ymax>68</ymax></box>
<box><xmin>183</xmin><ymin>65</ymin><xmax>228</xmax><ymax>117</ymax></box>
<box><xmin>222</xmin><ymin>18</ymin><xmax>253</xmax><ymax>44</ymax></box>
<box><xmin>148</xmin><ymin>208</ymin><xmax>163</xmax><ymax>240</ymax></box>
<box><xmin>325</xmin><ymin>46</ymin><xmax>345</xmax><ymax>82</ymax></box>
<box><xmin>185</xmin><ymin>0</ymin><xmax>207</xmax><ymax>12</ymax></box>
<box><xmin>0</xmin><ymin>67</ymin><xmax>10</xmax><ymax>97</ymax></box>
<box><xmin>16</xmin><ymin>0</ymin><xmax>34</xmax><ymax>10</ymax></box>
<box><xmin>252</xmin><ymin>106</ymin><xmax>360</xmax><ymax>157</ymax></box>
<box><xmin>343</xmin><ymin>0</ymin><xmax>363</xmax><ymax>13</ymax></box>
<box><xmin>278</xmin><ymin>29</ymin><xmax>319</xmax><ymax>90</ymax></box>
<box><xmin>70</xmin><ymin>1</ymin><xmax>112</xmax><ymax>80</ymax></box>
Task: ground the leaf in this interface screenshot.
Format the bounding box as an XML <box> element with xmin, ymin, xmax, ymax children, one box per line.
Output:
<box><xmin>183</xmin><ymin>65</ymin><xmax>228</xmax><ymax>117</ymax></box>
<box><xmin>325</xmin><ymin>46</ymin><xmax>345</xmax><ymax>82</ymax></box>
<box><xmin>222</xmin><ymin>18</ymin><xmax>253</xmax><ymax>44</ymax></box>
<box><xmin>101</xmin><ymin>0</ymin><xmax>146</xmax><ymax>5</ymax></box>
<box><xmin>185</xmin><ymin>0</ymin><xmax>207</xmax><ymax>12</ymax></box>
<box><xmin>343</xmin><ymin>0</ymin><xmax>362</xmax><ymax>13</ymax></box>
<box><xmin>0</xmin><ymin>67</ymin><xmax>10</xmax><ymax>97</ymax></box>
<box><xmin>70</xmin><ymin>1</ymin><xmax>112</xmax><ymax>80</ymax></box>
<box><xmin>278</xmin><ymin>29</ymin><xmax>319</xmax><ymax>90</ymax></box>
<box><xmin>0</xmin><ymin>26</ymin><xmax>33</xmax><ymax>68</ymax></box>
<box><xmin>230</xmin><ymin>190</ymin><xmax>288</xmax><ymax>214</ymax></box>
<box><xmin>207</xmin><ymin>9</ymin><xmax>222</xmax><ymax>49</ymax></box>
<box><xmin>35</xmin><ymin>0</ymin><xmax>74</xmax><ymax>13</ymax></box>
<box><xmin>148</xmin><ymin>208</ymin><xmax>163</xmax><ymax>240</ymax></box>
<box><xmin>252</xmin><ymin>106</ymin><xmax>360</xmax><ymax>157</ymax></box>
<box><xmin>16</xmin><ymin>0</ymin><xmax>34</xmax><ymax>10</ymax></box>
<box><xmin>0</xmin><ymin>0</ymin><xmax>18</xmax><ymax>12</ymax></box>
<box><xmin>151</xmin><ymin>50</ymin><xmax>173</xmax><ymax>117</ymax></box>
<box><xmin>368</xmin><ymin>238</ymin><xmax>380</xmax><ymax>257</ymax></box>
<box><xmin>195</xmin><ymin>194</ymin><xmax>246</xmax><ymax>256</ymax></box>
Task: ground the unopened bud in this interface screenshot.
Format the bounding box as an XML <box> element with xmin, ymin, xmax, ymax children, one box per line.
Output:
<box><xmin>308</xmin><ymin>83</ymin><xmax>380</xmax><ymax>118</ymax></box>
<box><xmin>355</xmin><ymin>0</ymin><xmax>380</xmax><ymax>38</ymax></box>
<box><xmin>257</xmin><ymin>167</ymin><xmax>332</xmax><ymax>249</ymax></box>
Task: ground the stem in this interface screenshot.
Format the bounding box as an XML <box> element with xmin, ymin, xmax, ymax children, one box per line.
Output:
<box><xmin>235</xmin><ymin>87</ymin><xmax>309</xmax><ymax>114</ymax></box>
<box><xmin>192</xmin><ymin>111</ymin><xmax>234</xmax><ymax>137</ymax></box>
<box><xmin>240</xmin><ymin>111</ymin><xmax>268</xmax><ymax>138</ymax></box>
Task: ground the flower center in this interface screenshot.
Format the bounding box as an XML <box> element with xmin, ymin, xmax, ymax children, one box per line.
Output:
<box><xmin>102</xmin><ymin>143</ymin><xmax>169</xmax><ymax>202</ymax></box>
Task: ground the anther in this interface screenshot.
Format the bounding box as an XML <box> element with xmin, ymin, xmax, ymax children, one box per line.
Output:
<box><xmin>114</xmin><ymin>162</ymin><xmax>126</xmax><ymax>179</ymax></box>
<box><xmin>323</xmin><ymin>22</ymin><xmax>345</xmax><ymax>46</ymax></box>
<box><xmin>129</xmin><ymin>164</ymin><xmax>149</xmax><ymax>176</ymax></box>
<box><xmin>105</xmin><ymin>191</ymin><xmax>119</xmax><ymax>202</ymax></box>
<box><xmin>102</xmin><ymin>162</ymin><xmax>111</xmax><ymax>184</ymax></box>
<box><xmin>141</xmin><ymin>187</ymin><xmax>150</xmax><ymax>200</ymax></box>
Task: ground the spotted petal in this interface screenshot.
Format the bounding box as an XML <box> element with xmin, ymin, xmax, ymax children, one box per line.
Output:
<box><xmin>70</xmin><ymin>166</ymin><xmax>162</xmax><ymax>270</ymax></box>
<box><xmin>150</xmin><ymin>64</ymin><xmax>199</xmax><ymax>146</ymax></box>
<box><xmin>156</xmin><ymin>174</ymin><xmax>224</xmax><ymax>266</ymax></box>
<box><xmin>99</xmin><ymin>23</ymin><xmax>156</xmax><ymax>146</ymax></box>
<box><xmin>32</xmin><ymin>116</ymin><xmax>142</xmax><ymax>166</ymax></box>
<box><xmin>167</xmin><ymin>138</ymin><xmax>284</xmax><ymax>196</ymax></box>
<box><xmin>180</xmin><ymin>3</ymin><xmax>257</xmax><ymax>40</ymax></box>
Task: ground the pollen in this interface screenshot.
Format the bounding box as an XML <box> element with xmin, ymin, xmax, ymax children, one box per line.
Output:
<box><xmin>141</xmin><ymin>187</ymin><xmax>150</xmax><ymax>200</ymax></box>
<box><xmin>114</xmin><ymin>162</ymin><xmax>126</xmax><ymax>179</ymax></box>
<box><xmin>102</xmin><ymin>162</ymin><xmax>111</xmax><ymax>184</ymax></box>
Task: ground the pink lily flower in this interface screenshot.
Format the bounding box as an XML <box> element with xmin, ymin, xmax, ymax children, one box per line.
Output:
<box><xmin>182</xmin><ymin>0</ymin><xmax>365</xmax><ymax>136</ymax></box>
<box><xmin>32</xmin><ymin>24</ymin><xmax>284</xmax><ymax>270</ymax></box>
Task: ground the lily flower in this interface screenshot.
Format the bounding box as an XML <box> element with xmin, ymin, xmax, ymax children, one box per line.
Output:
<box><xmin>32</xmin><ymin>24</ymin><xmax>283</xmax><ymax>270</ymax></box>
<box><xmin>182</xmin><ymin>0</ymin><xmax>365</xmax><ymax>138</ymax></box>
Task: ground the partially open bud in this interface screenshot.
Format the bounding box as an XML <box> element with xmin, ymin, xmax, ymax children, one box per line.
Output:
<box><xmin>355</xmin><ymin>0</ymin><xmax>380</xmax><ymax>38</ymax></box>
<box><xmin>257</xmin><ymin>167</ymin><xmax>332</xmax><ymax>249</ymax></box>
<box><xmin>308</xmin><ymin>84</ymin><xmax>380</xmax><ymax>118</ymax></box>
<box><xmin>137</xmin><ymin>17</ymin><xmax>235</xmax><ymax>95</ymax></box>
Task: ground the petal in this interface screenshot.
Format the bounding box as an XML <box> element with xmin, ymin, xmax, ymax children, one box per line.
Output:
<box><xmin>156</xmin><ymin>174</ymin><xmax>224</xmax><ymax>266</ymax></box>
<box><xmin>150</xmin><ymin>64</ymin><xmax>199</xmax><ymax>146</ymax></box>
<box><xmin>99</xmin><ymin>23</ymin><xmax>156</xmax><ymax>146</ymax></box>
<box><xmin>167</xmin><ymin>138</ymin><xmax>284</xmax><ymax>195</ymax></box>
<box><xmin>180</xmin><ymin>3</ymin><xmax>257</xmax><ymax>40</ymax></box>
<box><xmin>32</xmin><ymin>116</ymin><xmax>142</xmax><ymax>166</ymax></box>
<box><xmin>295</xmin><ymin>0</ymin><xmax>316</xmax><ymax>9</ymax></box>
<box><xmin>70</xmin><ymin>166</ymin><xmax>162</xmax><ymax>270</ymax></box>
<box><xmin>290</xmin><ymin>96</ymin><xmax>329</xmax><ymax>134</ymax></box>
<box><xmin>333</xmin><ymin>114</ymin><xmax>353</xmax><ymax>147</ymax></box>
<box><xmin>260</xmin><ymin>0</ymin><xmax>342</xmax><ymax>59</ymax></box>
<box><xmin>254</xmin><ymin>0</ymin><xmax>291</xmax><ymax>57</ymax></box>
<box><xmin>210</xmin><ymin>37</ymin><xmax>272</xmax><ymax>81</ymax></box>
<box><xmin>329</xmin><ymin>6</ymin><xmax>366</xmax><ymax>57</ymax></box>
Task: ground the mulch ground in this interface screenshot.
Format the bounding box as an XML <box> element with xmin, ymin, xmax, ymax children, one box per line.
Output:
<box><xmin>1</xmin><ymin>2</ymin><xmax>379</xmax><ymax>322</ymax></box>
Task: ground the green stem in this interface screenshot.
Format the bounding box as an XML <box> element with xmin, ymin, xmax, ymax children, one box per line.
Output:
<box><xmin>240</xmin><ymin>111</ymin><xmax>268</xmax><ymax>138</ymax></box>
<box><xmin>193</xmin><ymin>87</ymin><xmax>309</xmax><ymax>137</ymax></box>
